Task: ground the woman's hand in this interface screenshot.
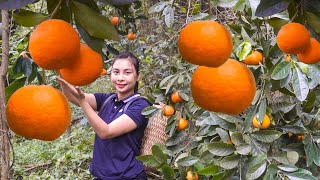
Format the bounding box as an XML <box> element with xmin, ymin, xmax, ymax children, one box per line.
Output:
<box><xmin>57</xmin><ymin>77</ymin><xmax>85</xmax><ymax>101</ymax></box>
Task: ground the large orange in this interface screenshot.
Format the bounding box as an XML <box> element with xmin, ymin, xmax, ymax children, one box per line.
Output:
<box><xmin>6</xmin><ymin>85</ymin><xmax>71</xmax><ymax>141</ymax></box>
<box><xmin>276</xmin><ymin>22</ymin><xmax>310</xmax><ymax>54</ymax></box>
<box><xmin>244</xmin><ymin>50</ymin><xmax>263</xmax><ymax>65</ymax></box>
<box><xmin>59</xmin><ymin>43</ymin><xmax>103</xmax><ymax>86</ymax></box>
<box><xmin>29</xmin><ymin>19</ymin><xmax>80</xmax><ymax>70</ymax></box>
<box><xmin>178</xmin><ymin>20</ymin><xmax>233</xmax><ymax>67</ymax></box>
<box><xmin>297</xmin><ymin>38</ymin><xmax>320</xmax><ymax>64</ymax></box>
<box><xmin>191</xmin><ymin>59</ymin><xmax>256</xmax><ymax>114</ymax></box>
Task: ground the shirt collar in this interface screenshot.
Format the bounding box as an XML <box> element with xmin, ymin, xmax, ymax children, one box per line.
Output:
<box><xmin>114</xmin><ymin>93</ymin><xmax>140</xmax><ymax>103</ymax></box>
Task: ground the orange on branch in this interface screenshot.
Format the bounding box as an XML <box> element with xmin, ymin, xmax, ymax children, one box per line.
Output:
<box><xmin>178</xmin><ymin>20</ymin><xmax>233</xmax><ymax>67</ymax></box>
<box><xmin>276</xmin><ymin>22</ymin><xmax>310</xmax><ymax>54</ymax></box>
<box><xmin>177</xmin><ymin>118</ymin><xmax>188</xmax><ymax>131</ymax></box>
<box><xmin>6</xmin><ymin>85</ymin><xmax>71</xmax><ymax>141</ymax></box>
<box><xmin>191</xmin><ymin>59</ymin><xmax>256</xmax><ymax>114</ymax></box>
<box><xmin>111</xmin><ymin>16</ymin><xmax>120</xmax><ymax>25</ymax></box>
<box><xmin>59</xmin><ymin>43</ymin><xmax>103</xmax><ymax>86</ymax></box>
<box><xmin>186</xmin><ymin>171</ymin><xmax>199</xmax><ymax>180</ymax></box>
<box><xmin>128</xmin><ymin>32</ymin><xmax>136</xmax><ymax>40</ymax></box>
<box><xmin>171</xmin><ymin>91</ymin><xmax>184</xmax><ymax>103</ymax></box>
<box><xmin>252</xmin><ymin>114</ymin><xmax>271</xmax><ymax>129</ymax></box>
<box><xmin>244</xmin><ymin>50</ymin><xmax>263</xmax><ymax>65</ymax></box>
<box><xmin>100</xmin><ymin>68</ymin><xmax>108</xmax><ymax>76</ymax></box>
<box><xmin>163</xmin><ymin>105</ymin><xmax>175</xmax><ymax>116</ymax></box>
<box><xmin>28</xmin><ymin>19</ymin><xmax>80</xmax><ymax>70</ymax></box>
<box><xmin>297</xmin><ymin>38</ymin><xmax>320</xmax><ymax>64</ymax></box>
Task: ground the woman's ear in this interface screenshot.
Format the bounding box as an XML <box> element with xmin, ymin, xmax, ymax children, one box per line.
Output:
<box><xmin>137</xmin><ymin>73</ymin><xmax>141</xmax><ymax>81</ymax></box>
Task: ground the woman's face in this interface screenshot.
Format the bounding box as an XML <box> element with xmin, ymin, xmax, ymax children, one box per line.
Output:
<box><xmin>111</xmin><ymin>58</ymin><xmax>139</xmax><ymax>96</ymax></box>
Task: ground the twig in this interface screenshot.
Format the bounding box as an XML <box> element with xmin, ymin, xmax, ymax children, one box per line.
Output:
<box><xmin>50</xmin><ymin>0</ymin><xmax>65</xmax><ymax>19</ymax></box>
<box><xmin>186</xmin><ymin>0</ymin><xmax>192</xmax><ymax>24</ymax></box>
<box><xmin>23</xmin><ymin>162</ymin><xmax>52</xmax><ymax>172</ymax></box>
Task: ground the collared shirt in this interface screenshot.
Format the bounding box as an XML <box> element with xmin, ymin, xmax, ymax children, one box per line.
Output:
<box><xmin>90</xmin><ymin>93</ymin><xmax>150</xmax><ymax>180</ymax></box>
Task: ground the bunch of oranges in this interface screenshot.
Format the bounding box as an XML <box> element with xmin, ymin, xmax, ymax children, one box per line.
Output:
<box><xmin>28</xmin><ymin>19</ymin><xmax>103</xmax><ymax>86</ymax></box>
<box><xmin>178</xmin><ymin>20</ymin><xmax>257</xmax><ymax>115</ymax></box>
<box><xmin>276</xmin><ymin>22</ymin><xmax>320</xmax><ymax>64</ymax></box>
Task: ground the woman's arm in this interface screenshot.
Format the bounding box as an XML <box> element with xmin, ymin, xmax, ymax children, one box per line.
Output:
<box><xmin>57</xmin><ymin>77</ymin><xmax>98</xmax><ymax>111</ymax></box>
<box><xmin>70</xmin><ymin>86</ymin><xmax>138</xmax><ymax>139</ymax></box>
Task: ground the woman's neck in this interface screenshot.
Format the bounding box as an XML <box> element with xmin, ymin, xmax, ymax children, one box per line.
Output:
<box><xmin>117</xmin><ymin>91</ymin><xmax>135</xmax><ymax>101</ymax></box>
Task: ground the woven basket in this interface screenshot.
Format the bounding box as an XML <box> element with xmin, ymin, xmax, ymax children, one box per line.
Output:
<box><xmin>141</xmin><ymin>111</ymin><xmax>169</xmax><ymax>155</ymax></box>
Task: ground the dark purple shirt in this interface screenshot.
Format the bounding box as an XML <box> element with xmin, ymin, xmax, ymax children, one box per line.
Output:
<box><xmin>90</xmin><ymin>93</ymin><xmax>150</xmax><ymax>179</ymax></box>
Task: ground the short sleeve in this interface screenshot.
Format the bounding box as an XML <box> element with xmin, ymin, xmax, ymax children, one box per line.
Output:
<box><xmin>94</xmin><ymin>93</ymin><xmax>113</xmax><ymax>111</ymax></box>
<box><xmin>125</xmin><ymin>98</ymin><xmax>150</xmax><ymax>127</ymax></box>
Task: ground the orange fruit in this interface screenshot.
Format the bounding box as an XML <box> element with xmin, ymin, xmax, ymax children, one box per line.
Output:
<box><xmin>128</xmin><ymin>32</ymin><xmax>136</xmax><ymax>40</ymax></box>
<box><xmin>276</xmin><ymin>22</ymin><xmax>310</xmax><ymax>54</ymax></box>
<box><xmin>29</xmin><ymin>19</ymin><xmax>80</xmax><ymax>70</ymax></box>
<box><xmin>163</xmin><ymin>105</ymin><xmax>175</xmax><ymax>116</ymax></box>
<box><xmin>191</xmin><ymin>59</ymin><xmax>256</xmax><ymax>114</ymax></box>
<box><xmin>297</xmin><ymin>38</ymin><xmax>320</xmax><ymax>64</ymax></box>
<box><xmin>288</xmin><ymin>132</ymin><xmax>293</xmax><ymax>138</ymax></box>
<box><xmin>171</xmin><ymin>91</ymin><xmax>184</xmax><ymax>103</ymax></box>
<box><xmin>297</xmin><ymin>134</ymin><xmax>305</xmax><ymax>141</ymax></box>
<box><xmin>227</xmin><ymin>136</ymin><xmax>232</xmax><ymax>144</ymax></box>
<box><xmin>177</xmin><ymin>118</ymin><xmax>188</xmax><ymax>130</ymax></box>
<box><xmin>59</xmin><ymin>43</ymin><xmax>103</xmax><ymax>86</ymax></box>
<box><xmin>285</xmin><ymin>54</ymin><xmax>291</xmax><ymax>62</ymax></box>
<box><xmin>252</xmin><ymin>114</ymin><xmax>271</xmax><ymax>129</ymax></box>
<box><xmin>100</xmin><ymin>68</ymin><xmax>107</xmax><ymax>76</ymax></box>
<box><xmin>111</xmin><ymin>16</ymin><xmax>119</xmax><ymax>25</ymax></box>
<box><xmin>178</xmin><ymin>20</ymin><xmax>233</xmax><ymax>67</ymax></box>
<box><xmin>244</xmin><ymin>50</ymin><xmax>263</xmax><ymax>65</ymax></box>
<box><xmin>186</xmin><ymin>171</ymin><xmax>199</xmax><ymax>180</ymax></box>
<box><xmin>6</xmin><ymin>85</ymin><xmax>71</xmax><ymax>141</ymax></box>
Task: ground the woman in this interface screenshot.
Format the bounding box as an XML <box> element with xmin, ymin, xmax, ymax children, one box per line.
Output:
<box><xmin>57</xmin><ymin>52</ymin><xmax>150</xmax><ymax>180</ymax></box>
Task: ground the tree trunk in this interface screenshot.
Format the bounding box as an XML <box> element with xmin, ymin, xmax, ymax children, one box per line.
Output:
<box><xmin>0</xmin><ymin>10</ymin><xmax>10</xmax><ymax>180</ymax></box>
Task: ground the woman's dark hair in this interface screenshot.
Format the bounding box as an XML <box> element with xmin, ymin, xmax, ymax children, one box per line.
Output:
<box><xmin>112</xmin><ymin>52</ymin><xmax>140</xmax><ymax>93</ymax></box>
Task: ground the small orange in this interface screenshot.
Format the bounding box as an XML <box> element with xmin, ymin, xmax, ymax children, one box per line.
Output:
<box><xmin>186</xmin><ymin>171</ymin><xmax>199</xmax><ymax>180</ymax></box>
<box><xmin>252</xmin><ymin>114</ymin><xmax>271</xmax><ymax>129</ymax></box>
<box><xmin>177</xmin><ymin>118</ymin><xmax>188</xmax><ymax>130</ymax></box>
<box><xmin>171</xmin><ymin>91</ymin><xmax>184</xmax><ymax>103</ymax></box>
<box><xmin>288</xmin><ymin>132</ymin><xmax>293</xmax><ymax>138</ymax></box>
<box><xmin>297</xmin><ymin>134</ymin><xmax>305</xmax><ymax>141</ymax></box>
<box><xmin>227</xmin><ymin>136</ymin><xmax>232</xmax><ymax>144</ymax></box>
<box><xmin>163</xmin><ymin>105</ymin><xmax>174</xmax><ymax>116</ymax></box>
<box><xmin>285</xmin><ymin>54</ymin><xmax>291</xmax><ymax>62</ymax></box>
<box><xmin>244</xmin><ymin>50</ymin><xmax>263</xmax><ymax>65</ymax></box>
<box><xmin>111</xmin><ymin>16</ymin><xmax>119</xmax><ymax>25</ymax></box>
<box><xmin>100</xmin><ymin>69</ymin><xmax>107</xmax><ymax>76</ymax></box>
<box><xmin>127</xmin><ymin>32</ymin><xmax>136</xmax><ymax>40</ymax></box>
<box><xmin>297</xmin><ymin>38</ymin><xmax>320</xmax><ymax>64</ymax></box>
<box><xmin>276</xmin><ymin>22</ymin><xmax>310</xmax><ymax>54</ymax></box>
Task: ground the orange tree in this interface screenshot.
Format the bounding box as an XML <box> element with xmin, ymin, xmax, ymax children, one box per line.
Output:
<box><xmin>2</xmin><ymin>0</ymin><xmax>320</xmax><ymax>179</ymax></box>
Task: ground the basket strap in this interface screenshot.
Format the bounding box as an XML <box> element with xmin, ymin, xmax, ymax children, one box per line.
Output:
<box><xmin>98</xmin><ymin>93</ymin><xmax>116</xmax><ymax>116</ymax></box>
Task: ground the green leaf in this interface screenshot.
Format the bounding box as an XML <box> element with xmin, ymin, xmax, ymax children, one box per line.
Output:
<box><xmin>159</xmin><ymin>75</ymin><xmax>174</xmax><ymax>88</ymax></box>
<box><xmin>96</xmin><ymin>0</ymin><xmax>135</xmax><ymax>6</ymax></box>
<box><xmin>163</xmin><ymin>5</ymin><xmax>175</xmax><ymax>28</ymax></box>
<box><xmin>165</xmin><ymin>76</ymin><xmax>179</xmax><ymax>95</ymax></box>
<box><xmin>308</xmin><ymin>65</ymin><xmax>320</xmax><ymax>89</ymax></box>
<box><xmin>255</xmin><ymin>0</ymin><xmax>289</xmax><ymax>17</ymax></box>
<box><xmin>217</xmin><ymin>113</ymin><xmax>243</xmax><ymax>124</ymax></box>
<box><xmin>246</xmin><ymin>154</ymin><xmax>267</xmax><ymax>180</ymax></box>
<box><xmin>220</xmin><ymin>154</ymin><xmax>240</xmax><ymax>169</ymax></box>
<box><xmin>5</xmin><ymin>77</ymin><xmax>27</xmax><ymax>101</ymax></box>
<box><xmin>281</xmin><ymin>125</ymin><xmax>306</xmax><ymax>134</ymax></box>
<box><xmin>166</xmin><ymin>131</ymin><xmax>187</xmax><ymax>146</ymax></box>
<box><xmin>161</xmin><ymin>164</ymin><xmax>174</xmax><ymax>180</ymax></box>
<box><xmin>152</xmin><ymin>145</ymin><xmax>167</xmax><ymax>163</ymax></box>
<box><xmin>136</xmin><ymin>155</ymin><xmax>159</xmax><ymax>167</ymax></box>
<box><xmin>13</xmin><ymin>56</ymin><xmax>23</xmax><ymax>74</ymax></box>
<box><xmin>72</xmin><ymin>1</ymin><xmax>119</xmax><ymax>40</ymax></box>
<box><xmin>13</xmin><ymin>10</ymin><xmax>48</xmax><ymax>27</ymax></box>
<box><xmin>271</xmin><ymin>61</ymin><xmax>291</xmax><ymax>80</ymax></box>
<box><xmin>141</xmin><ymin>106</ymin><xmax>158</xmax><ymax>116</ymax></box>
<box><xmin>21</xmin><ymin>57</ymin><xmax>33</xmax><ymax>77</ymax></box>
<box><xmin>75</xmin><ymin>21</ymin><xmax>104</xmax><ymax>53</ymax></box>
<box><xmin>251</xmin><ymin>130</ymin><xmax>282</xmax><ymax>143</ymax></box>
<box><xmin>197</xmin><ymin>165</ymin><xmax>220</xmax><ymax>176</ymax></box>
<box><xmin>264</xmin><ymin>164</ymin><xmax>279</xmax><ymax>180</ymax></box>
<box><xmin>179</xmin><ymin>92</ymin><xmax>189</xmax><ymax>101</ymax></box>
<box><xmin>286</xmin><ymin>171</ymin><xmax>317</xmax><ymax>180</ymax></box>
<box><xmin>292</xmin><ymin>65</ymin><xmax>309</xmax><ymax>101</ymax></box>
<box><xmin>216</xmin><ymin>128</ymin><xmax>229</xmax><ymax>143</ymax></box>
<box><xmin>208</xmin><ymin>142</ymin><xmax>236</xmax><ymax>156</ymax></box>
<box><xmin>257</xmin><ymin>98</ymin><xmax>266</xmax><ymax>123</ymax></box>
<box><xmin>230</xmin><ymin>132</ymin><xmax>245</xmax><ymax>146</ymax></box>
<box><xmin>244</xmin><ymin>107</ymin><xmax>257</xmax><ymax>132</ymax></box>
<box><xmin>306</xmin><ymin>11</ymin><xmax>320</xmax><ymax>34</ymax></box>
<box><xmin>176</xmin><ymin>156</ymin><xmax>199</xmax><ymax>166</ymax></box>
<box><xmin>277</xmin><ymin>164</ymin><xmax>298</xmax><ymax>172</ymax></box>
<box><xmin>296</xmin><ymin>62</ymin><xmax>309</xmax><ymax>74</ymax></box>
<box><xmin>287</xmin><ymin>151</ymin><xmax>299</xmax><ymax>164</ymax></box>
<box><xmin>148</xmin><ymin>1</ymin><xmax>168</xmax><ymax>13</ymax></box>
<box><xmin>237</xmin><ymin>41</ymin><xmax>252</xmax><ymax>61</ymax></box>
<box><xmin>236</xmin><ymin>144</ymin><xmax>251</xmax><ymax>155</ymax></box>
